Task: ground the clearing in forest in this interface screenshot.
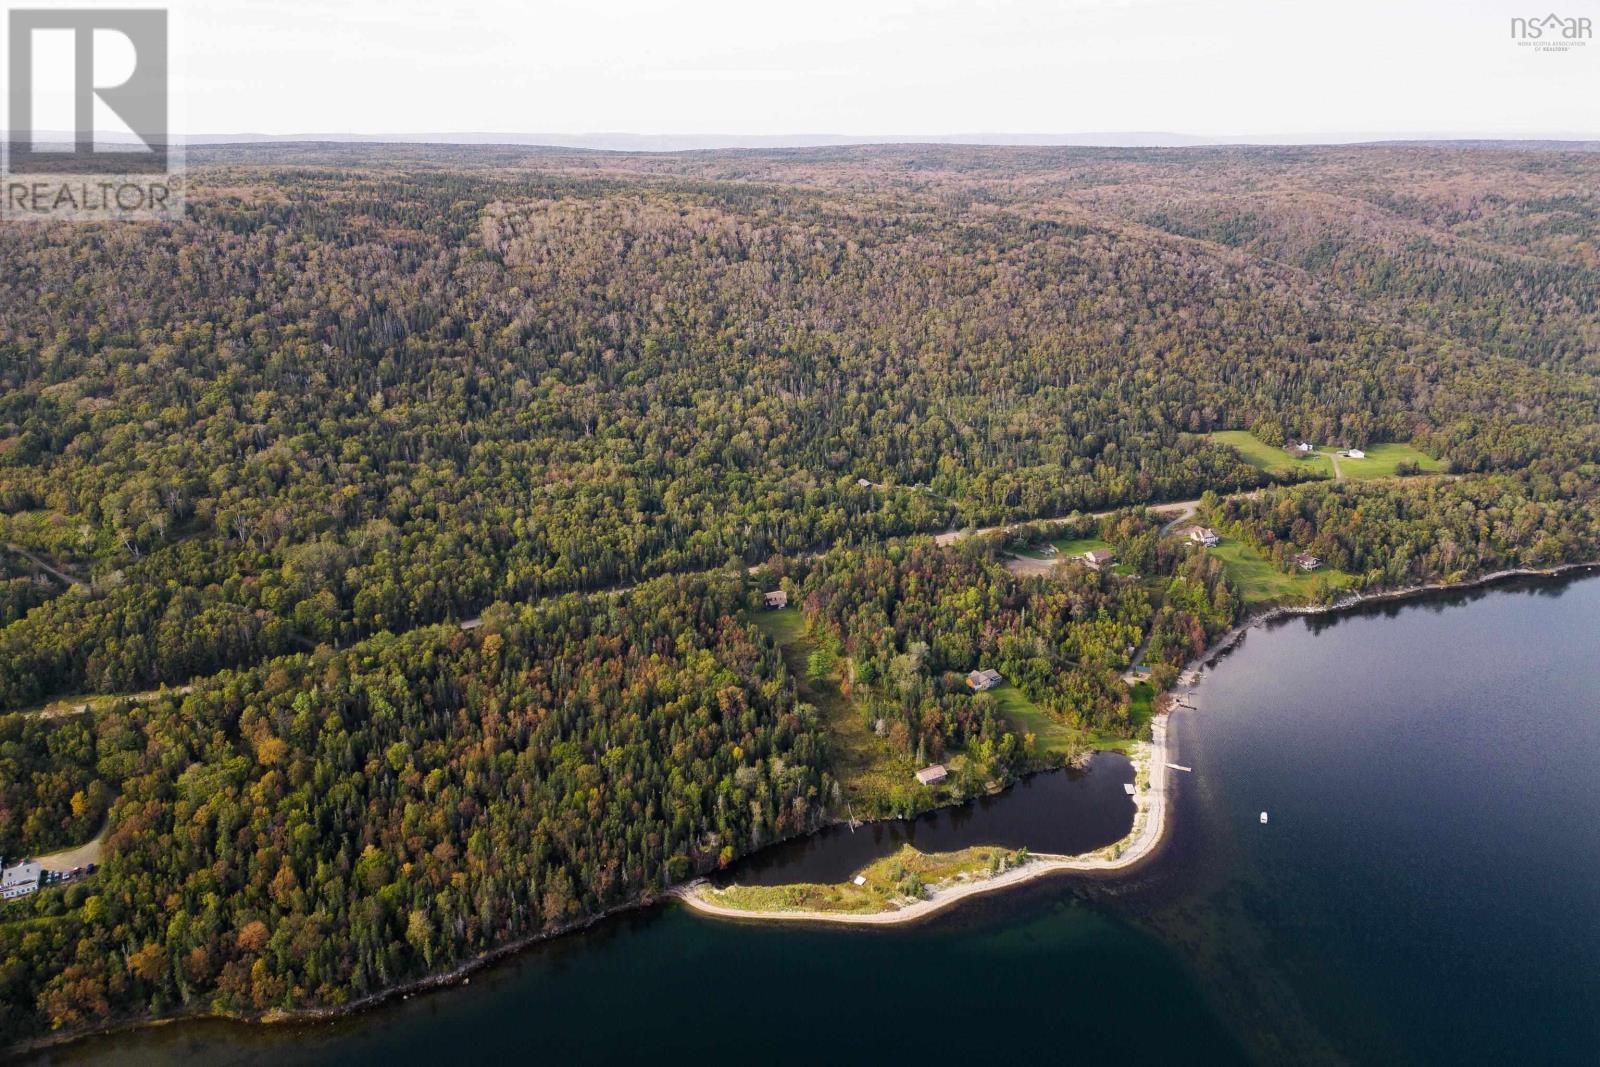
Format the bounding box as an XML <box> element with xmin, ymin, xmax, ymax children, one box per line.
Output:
<box><xmin>1325</xmin><ymin>443</ymin><xmax>1446</xmax><ymax>480</ymax></box>
<box><xmin>750</xmin><ymin>607</ymin><xmax>925</xmax><ymax>814</ymax></box>
<box><xmin>982</xmin><ymin>681</ymin><xmax>1083</xmax><ymax>757</ymax></box>
<box><xmin>1206</xmin><ymin>538</ymin><xmax>1352</xmax><ymax>605</ymax></box>
<box><xmin>1208</xmin><ymin>430</ymin><xmax>1333</xmax><ymax>478</ymax></box>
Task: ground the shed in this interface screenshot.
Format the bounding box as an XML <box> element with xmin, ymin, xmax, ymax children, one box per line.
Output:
<box><xmin>915</xmin><ymin>764</ymin><xmax>948</xmax><ymax>786</ymax></box>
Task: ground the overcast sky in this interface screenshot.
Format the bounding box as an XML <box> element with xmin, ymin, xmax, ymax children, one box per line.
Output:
<box><xmin>10</xmin><ymin>0</ymin><xmax>1600</xmax><ymax>139</ymax></box>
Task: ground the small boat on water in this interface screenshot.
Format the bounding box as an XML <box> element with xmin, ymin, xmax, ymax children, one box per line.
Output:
<box><xmin>1259</xmin><ymin>811</ymin><xmax>1269</xmax><ymax>824</ymax></box>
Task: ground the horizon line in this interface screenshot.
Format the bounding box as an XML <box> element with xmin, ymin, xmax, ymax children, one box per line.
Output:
<box><xmin>12</xmin><ymin>129</ymin><xmax>1600</xmax><ymax>153</ymax></box>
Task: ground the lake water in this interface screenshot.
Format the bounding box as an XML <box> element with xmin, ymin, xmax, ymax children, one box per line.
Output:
<box><xmin>37</xmin><ymin>571</ymin><xmax>1600</xmax><ymax>1064</ymax></box>
<box><xmin>728</xmin><ymin>749</ymin><xmax>1134</xmax><ymax>886</ymax></box>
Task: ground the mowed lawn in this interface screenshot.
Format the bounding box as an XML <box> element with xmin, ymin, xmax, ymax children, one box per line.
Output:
<box><xmin>1013</xmin><ymin>534</ymin><xmax>1107</xmax><ymax>562</ymax></box>
<box><xmin>1331</xmin><ymin>443</ymin><xmax>1446</xmax><ymax>480</ymax></box>
<box><xmin>751</xmin><ymin>604</ymin><xmax>807</xmax><ymax>645</ymax></box>
<box><xmin>1207</xmin><ymin>538</ymin><xmax>1352</xmax><ymax>605</ymax></box>
<box><xmin>1049</xmin><ymin>535</ymin><xmax>1110</xmax><ymax>556</ymax></box>
<box><xmin>985</xmin><ymin>682</ymin><xmax>1079</xmax><ymax>758</ymax></box>
<box><xmin>1208</xmin><ymin>430</ymin><xmax>1332</xmax><ymax>478</ymax></box>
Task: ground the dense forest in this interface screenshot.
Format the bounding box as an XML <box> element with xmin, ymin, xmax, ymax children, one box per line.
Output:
<box><xmin>0</xmin><ymin>573</ymin><xmax>825</xmax><ymax>1038</ymax></box>
<box><xmin>1</xmin><ymin>142</ymin><xmax>1598</xmax><ymax>1049</ymax></box>
<box><xmin>0</xmin><ymin>714</ymin><xmax>109</xmax><ymax>858</ymax></box>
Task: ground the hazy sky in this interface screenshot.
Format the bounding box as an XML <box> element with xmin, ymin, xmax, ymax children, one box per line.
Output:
<box><xmin>12</xmin><ymin>0</ymin><xmax>1600</xmax><ymax>138</ymax></box>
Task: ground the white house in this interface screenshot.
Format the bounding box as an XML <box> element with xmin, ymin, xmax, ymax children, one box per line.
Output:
<box><xmin>1188</xmin><ymin>526</ymin><xmax>1220</xmax><ymax>547</ymax></box>
<box><xmin>1</xmin><ymin>860</ymin><xmax>41</xmax><ymax>901</ymax></box>
<box><xmin>1346</xmin><ymin>448</ymin><xmax>1366</xmax><ymax>459</ymax></box>
<box><xmin>762</xmin><ymin>589</ymin><xmax>788</xmax><ymax>609</ymax></box>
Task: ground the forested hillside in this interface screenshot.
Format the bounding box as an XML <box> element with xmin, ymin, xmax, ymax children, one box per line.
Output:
<box><xmin>2</xmin><ymin>144</ymin><xmax>1595</xmax><ymax>709</ymax></box>
<box><xmin>2</xmin><ymin>142</ymin><xmax>1598</xmax><ymax>1049</ymax></box>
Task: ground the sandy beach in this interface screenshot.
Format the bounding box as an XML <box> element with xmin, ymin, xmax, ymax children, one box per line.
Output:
<box><xmin>678</xmin><ymin>560</ymin><xmax>1600</xmax><ymax>928</ymax></box>
<box><xmin>676</xmin><ymin>714</ymin><xmax>1173</xmax><ymax>926</ymax></box>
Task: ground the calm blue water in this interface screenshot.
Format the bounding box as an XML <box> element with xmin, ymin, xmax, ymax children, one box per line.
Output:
<box><xmin>1115</xmin><ymin>571</ymin><xmax>1600</xmax><ymax>1063</ymax></box>
<box><xmin>729</xmin><ymin>749</ymin><xmax>1134</xmax><ymax>886</ymax></box>
<box><xmin>39</xmin><ymin>572</ymin><xmax>1600</xmax><ymax>1065</ymax></box>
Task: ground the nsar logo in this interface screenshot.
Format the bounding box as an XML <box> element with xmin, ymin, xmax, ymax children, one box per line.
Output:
<box><xmin>1510</xmin><ymin>12</ymin><xmax>1593</xmax><ymax>51</ymax></box>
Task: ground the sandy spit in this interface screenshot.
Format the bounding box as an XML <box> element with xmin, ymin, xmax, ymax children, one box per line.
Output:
<box><xmin>675</xmin><ymin>716</ymin><xmax>1173</xmax><ymax>926</ymax></box>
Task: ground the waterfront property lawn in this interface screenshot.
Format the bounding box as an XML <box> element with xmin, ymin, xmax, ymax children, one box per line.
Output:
<box><xmin>1127</xmin><ymin>682</ymin><xmax>1155</xmax><ymax>733</ymax></box>
<box><xmin>1207</xmin><ymin>538</ymin><xmax>1351</xmax><ymax>605</ymax></box>
<box><xmin>985</xmin><ymin>682</ymin><xmax>1079</xmax><ymax>759</ymax></box>
<box><xmin>984</xmin><ymin>681</ymin><xmax>1134</xmax><ymax>755</ymax></box>
<box><xmin>1330</xmin><ymin>443</ymin><xmax>1446</xmax><ymax>480</ymax></box>
<box><xmin>1209</xmin><ymin>430</ymin><xmax>1333</xmax><ymax>478</ymax></box>
<box><xmin>702</xmin><ymin>844</ymin><xmax>1024</xmax><ymax>915</ymax></box>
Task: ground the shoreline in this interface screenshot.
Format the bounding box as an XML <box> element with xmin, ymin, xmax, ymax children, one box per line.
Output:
<box><xmin>673</xmin><ymin>558</ymin><xmax>1600</xmax><ymax>928</ymax></box>
<box><xmin>673</xmin><ymin>713</ymin><xmax>1173</xmax><ymax>927</ymax></box>
<box><xmin>12</xmin><ymin>560</ymin><xmax>1598</xmax><ymax>1057</ymax></box>
<box><xmin>1190</xmin><ymin>560</ymin><xmax>1600</xmax><ymax>670</ymax></box>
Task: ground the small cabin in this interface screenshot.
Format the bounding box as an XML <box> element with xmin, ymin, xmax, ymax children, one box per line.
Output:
<box><xmin>915</xmin><ymin>764</ymin><xmax>948</xmax><ymax>786</ymax></box>
<box><xmin>762</xmin><ymin>589</ymin><xmax>789</xmax><ymax>609</ymax></box>
<box><xmin>1082</xmin><ymin>548</ymin><xmax>1114</xmax><ymax>571</ymax></box>
<box><xmin>1293</xmin><ymin>553</ymin><xmax>1322</xmax><ymax>571</ymax></box>
<box><xmin>1346</xmin><ymin>448</ymin><xmax>1366</xmax><ymax>459</ymax></box>
<box><xmin>967</xmin><ymin>668</ymin><xmax>1002</xmax><ymax>691</ymax></box>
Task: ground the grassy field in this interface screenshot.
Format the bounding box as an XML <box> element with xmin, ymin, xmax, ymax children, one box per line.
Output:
<box><xmin>701</xmin><ymin>844</ymin><xmax>1023</xmax><ymax>914</ymax></box>
<box><xmin>986</xmin><ymin>681</ymin><xmax>1137</xmax><ymax>754</ymax></box>
<box><xmin>1014</xmin><ymin>534</ymin><xmax>1109</xmax><ymax>562</ymax></box>
<box><xmin>985</xmin><ymin>682</ymin><xmax>1079</xmax><ymax>759</ymax></box>
<box><xmin>1207</xmin><ymin>538</ymin><xmax>1352</xmax><ymax>605</ymax></box>
<box><xmin>1050</xmin><ymin>535</ymin><xmax>1110</xmax><ymax>557</ymax></box>
<box><xmin>750</xmin><ymin>608</ymin><xmax>927</xmax><ymax>815</ymax></box>
<box><xmin>751</xmin><ymin>605</ymin><xmax>806</xmax><ymax>645</ymax></box>
<box><xmin>1329</xmin><ymin>443</ymin><xmax>1446</xmax><ymax>480</ymax></box>
<box><xmin>1127</xmin><ymin>682</ymin><xmax>1155</xmax><ymax>733</ymax></box>
<box><xmin>1209</xmin><ymin>430</ymin><xmax>1333</xmax><ymax>478</ymax></box>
